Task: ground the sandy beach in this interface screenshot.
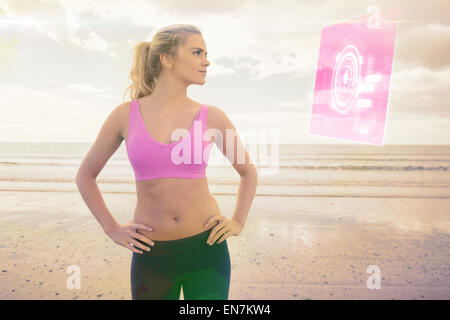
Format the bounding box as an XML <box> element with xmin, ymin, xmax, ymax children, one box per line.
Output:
<box><xmin>0</xmin><ymin>143</ymin><xmax>449</xmax><ymax>299</ymax></box>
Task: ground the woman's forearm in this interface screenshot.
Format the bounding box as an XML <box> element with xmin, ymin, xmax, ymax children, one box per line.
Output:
<box><xmin>231</xmin><ymin>166</ymin><xmax>258</xmax><ymax>227</ymax></box>
<box><xmin>75</xmin><ymin>176</ymin><xmax>120</xmax><ymax>234</ymax></box>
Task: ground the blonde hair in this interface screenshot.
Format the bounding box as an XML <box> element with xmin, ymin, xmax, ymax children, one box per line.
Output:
<box><xmin>123</xmin><ymin>24</ymin><xmax>202</xmax><ymax>102</ymax></box>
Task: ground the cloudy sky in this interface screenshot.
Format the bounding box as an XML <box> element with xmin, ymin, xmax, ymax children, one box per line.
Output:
<box><xmin>0</xmin><ymin>0</ymin><xmax>449</xmax><ymax>144</ymax></box>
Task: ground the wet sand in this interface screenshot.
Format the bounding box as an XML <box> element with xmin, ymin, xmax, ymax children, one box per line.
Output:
<box><xmin>1</xmin><ymin>190</ymin><xmax>449</xmax><ymax>300</ymax></box>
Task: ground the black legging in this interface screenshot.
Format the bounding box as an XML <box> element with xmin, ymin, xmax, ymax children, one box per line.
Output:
<box><xmin>130</xmin><ymin>228</ymin><xmax>231</xmax><ymax>300</ymax></box>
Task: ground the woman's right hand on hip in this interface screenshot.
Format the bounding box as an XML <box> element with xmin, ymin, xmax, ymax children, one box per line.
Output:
<box><xmin>105</xmin><ymin>221</ymin><xmax>155</xmax><ymax>254</ymax></box>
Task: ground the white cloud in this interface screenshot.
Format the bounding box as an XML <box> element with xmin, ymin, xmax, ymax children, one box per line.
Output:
<box><xmin>66</xmin><ymin>83</ymin><xmax>110</xmax><ymax>94</ymax></box>
<box><xmin>67</xmin><ymin>31</ymin><xmax>114</xmax><ymax>56</ymax></box>
<box><xmin>390</xmin><ymin>66</ymin><xmax>450</xmax><ymax>94</ymax></box>
<box><xmin>63</xmin><ymin>4</ymin><xmax>81</xmax><ymax>33</ymax></box>
<box><xmin>1</xmin><ymin>0</ymin><xmax>114</xmax><ymax>56</ymax></box>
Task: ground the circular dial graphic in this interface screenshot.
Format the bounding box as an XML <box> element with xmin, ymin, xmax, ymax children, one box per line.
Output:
<box><xmin>331</xmin><ymin>45</ymin><xmax>361</xmax><ymax>113</ymax></box>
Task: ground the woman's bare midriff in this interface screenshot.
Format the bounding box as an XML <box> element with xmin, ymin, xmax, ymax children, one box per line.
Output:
<box><xmin>132</xmin><ymin>177</ymin><xmax>222</xmax><ymax>241</ymax></box>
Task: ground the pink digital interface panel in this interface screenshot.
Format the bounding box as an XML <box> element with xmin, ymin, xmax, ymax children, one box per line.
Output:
<box><xmin>309</xmin><ymin>7</ymin><xmax>398</xmax><ymax>145</ymax></box>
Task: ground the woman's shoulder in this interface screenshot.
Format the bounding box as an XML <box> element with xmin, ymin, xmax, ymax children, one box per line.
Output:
<box><xmin>201</xmin><ymin>103</ymin><xmax>224</xmax><ymax>116</ymax></box>
<box><xmin>112</xmin><ymin>101</ymin><xmax>133</xmax><ymax>141</ymax></box>
<box><xmin>201</xmin><ymin>104</ymin><xmax>235</xmax><ymax>131</ymax></box>
<box><xmin>202</xmin><ymin>103</ymin><xmax>219</xmax><ymax>122</ymax></box>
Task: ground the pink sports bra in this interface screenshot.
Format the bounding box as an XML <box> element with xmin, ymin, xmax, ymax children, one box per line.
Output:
<box><xmin>126</xmin><ymin>99</ymin><xmax>213</xmax><ymax>181</ymax></box>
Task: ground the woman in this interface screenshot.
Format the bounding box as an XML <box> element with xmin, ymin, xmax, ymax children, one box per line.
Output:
<box><xmin>75</xmin><ymin>24</ymin><xmax>258</xmax><ymax>300</ymax></box>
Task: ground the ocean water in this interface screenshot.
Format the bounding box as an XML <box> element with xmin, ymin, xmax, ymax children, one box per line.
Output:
<box><xmin>0</xmin><ymin>142</ymin><xmax>449</xmax><ymax>198</ymax></box>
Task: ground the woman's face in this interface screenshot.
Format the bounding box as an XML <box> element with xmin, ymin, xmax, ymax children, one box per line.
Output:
<box><xmin>170</xmin><ymin>34</ymin><xmax>210</xmax><ymax>85</ymax></box>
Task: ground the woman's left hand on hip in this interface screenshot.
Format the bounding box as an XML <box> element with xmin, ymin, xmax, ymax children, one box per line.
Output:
<box><xmin>204</xmin><ymin>215</ymin><xmax>244</xmax><ymax>245</ymax></box>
